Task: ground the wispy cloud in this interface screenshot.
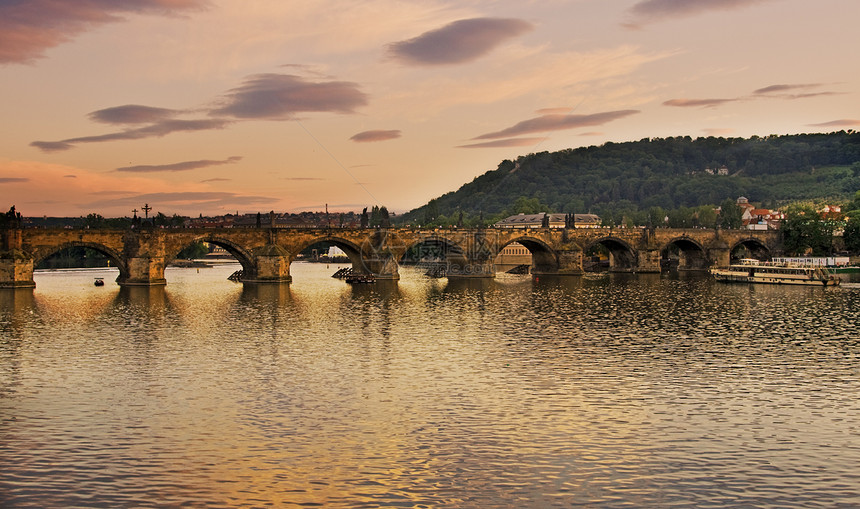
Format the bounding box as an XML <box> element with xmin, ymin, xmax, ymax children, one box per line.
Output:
<box><xmin>201</xmin><ymin>178</ymin><xmax>231</xmax><ymax>183</ymax></box>
<box><xmin>283</xmin><ymin>177</ymin><xmax>326</xmax><ymax>181</ymax></box>
<box><xmin>663</xmin><ymin>98</ymin><xmax>739</xmax><ymax>108</ymax></box>
<box><xmin>32</xmin><ymin>119</ymin><xmax>232</xmax><ymax>152</ymax></box>
<box><xmin>88</xmin><ymin>191</ymin><xmax>279</xmax><ymax>209</ymax></box>
<box><xmin>457</xmin><ymin>137</ymin><xmax>547</xmax><ymax>149</ymax></box>
<box><xmin>702</xmin><ymin>128</ymin><xmax>735</xmax><ymax>136</ymax></box>
<box><xmin>0</xmin><ymin>177</ymin><xmax>30</xmax><ymax>183</ymax></box>
<box><xmin>388</xmin><ymin>17</ymin><xmax>534</xmax><ymax>66</ymax></box>
<box><xmin>625</xmin><ymin>0</ymin><xmax>772</xmax><ymax>27</ymax></box>
<box><xmin>349</xmin><ymin>130</ymin><xmax>402</xmax><ymax>143</ymax></box>
<box><xmin>808</xmin><ymin>119</ymin><xmax>860</xmax><ymax>128</ymax></box>
<box><xmin>89</xmin><ymin>105</ymin><xmax>181</xmax><ymax>124</ymax></box>
<box><xmin>473</xmin><ymin>111</ymin><xmax>640</xmax><ymax>140</ymax></box>
<box><xmin>663</xmin><ymin>83</ymin><xmax>842</xmax><ymax>110</ymax></box>
<box><xmin>211</xmin><ymin>74</ymin><xmax>368</xmax><ymax>119</ymax></box>
<box><xmin>0</xmin><ymin>0</ymin><xmax>207</xmax><ymax>65</ymax></box>
<box><xmin>116</xmin><ymin>156</ymin><xmax>241</xmax><ymax>173</ymax></box>
<box><xmin>753</xmin><ymin>83</ymin><xmax>841</xmax><ymax>100</ymax></box>
<box><xmin>32</xmin><ymin>72</ymin><xmax>367</xmax><ymax>152</ymax></box>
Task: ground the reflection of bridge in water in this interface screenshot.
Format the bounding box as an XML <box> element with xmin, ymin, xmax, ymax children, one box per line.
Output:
<box><xmin>1</xmin><ymin>226</ymin><xmax>781</xmax><ymax>288</ymax></box>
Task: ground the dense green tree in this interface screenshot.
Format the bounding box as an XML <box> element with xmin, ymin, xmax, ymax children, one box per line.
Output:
<box><xmin>512</xmin><ymin>196</ymin><xmax>551</xmax><ymax>215</ymax></box>
<box><xmin>84</xmin><ymin>213</ymin><xmax>105</xmax><ymax>229</ymax></box>
<box><xmin>844</xmin><ymin>216</ymin><xmax>860</xmax><ymax>253</ymax></box>
<box><xmin>176</xmin><ymin>241</ymin><xmax>209</xmax><ymax>260</ymax></box>
<box><xmin>396</xmin><ymin>131</ymin><xmax>860</xmax><ymax>227</ymax></box>
<box><xmin>781</xmin><ymin>205</ymin><xmax>837</xmax><ymax>256</ymax></box>
<box><xmin>718</xmin><ymin>199</ymin><xmax>744</xmax><ymax>229</ymax></box>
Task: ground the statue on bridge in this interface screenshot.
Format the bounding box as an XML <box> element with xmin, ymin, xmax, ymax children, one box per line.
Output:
<box><xmin>1</xmin><ymin>206</ymin><xmax>23</xmax><ymax>229</ymax></box>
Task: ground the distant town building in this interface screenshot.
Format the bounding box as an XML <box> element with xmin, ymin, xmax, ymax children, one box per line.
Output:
<box><xmin>494</xmin><ymin>213</ymin><xmax>601</xmax><ymax>228</ymax></box>
<box><xmin>704</xmin><ymin>165</ymin><xmax>729</xmax><ymax>176</ymax></box>
<box><xmin>494</xmin><ymin>241</ymin><xmax>532</xmax><ymax>272</ymax></box>
<box><xmin>820</xmin><ymin>204</ymin><xmax>842</xmax><ymax>219</ymax></box>
<box><xmin>736</xmin><ymin>196</ymin><xmax>784</xmax><ymax>230</ymax></box>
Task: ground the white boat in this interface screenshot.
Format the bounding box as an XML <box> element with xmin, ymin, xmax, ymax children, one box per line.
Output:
<box><xmin>709</xmin><ymin>259</ymin><xmax>840</xmax><ymax>286</ymax></box>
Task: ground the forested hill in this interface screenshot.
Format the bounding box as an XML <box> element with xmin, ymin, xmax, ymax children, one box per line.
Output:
<box><xmin>399</xmin><ymin>132</ymin><xmax>860</xmax><ymax>226</ymax></box>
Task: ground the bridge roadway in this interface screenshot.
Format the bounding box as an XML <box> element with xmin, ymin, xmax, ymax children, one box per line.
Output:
<box><xmin>0</xmin><ymin>226</ymin><xmax>781</xmax><ymax>288</ymax></box>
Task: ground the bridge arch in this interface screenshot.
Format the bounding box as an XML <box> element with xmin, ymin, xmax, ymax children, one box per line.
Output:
<box><xmin>499</xmin><ymin>236</ymin><xmax>558</xmax><ymax>273</ymax></box>
<box><xmin>400</xmin><ymin>234</ymin><xmax>471</xmax><ymax>276</ymax></box>
<box><xmin>585</xmin><ymin>236</ymin><xmax>638</xmax><ymax>272</ymax></box>
<box><xmin>730</xmin><ymin>238</ymin><xmax>771</xmax><ymax>262</ymax></box>
<box><xmin>165</xmin><ymin>235</ymin><xmax>257</xmax><ymax>278</ymax></box>
<box><xmin>293</xmin><ymin>235</ymin><xmax>368</xmax><ymax>273</ymax></box>
<box><xmin>661</xmin><ymin>236</ymin><xmax>708</xmax><ymax>271</ymax></box>
<box><xmin>32</xmin><ymin>241</ymin><xmax>129</xmax><ymax>281</ymax></box>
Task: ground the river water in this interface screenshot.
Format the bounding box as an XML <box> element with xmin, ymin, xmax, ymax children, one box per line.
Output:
<box><xmin>2</xmin><ymin>263</ymin><xmax>859</xmax><ymax>508</ymax></box>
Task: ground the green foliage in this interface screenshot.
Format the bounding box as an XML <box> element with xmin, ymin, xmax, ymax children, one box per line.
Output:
<box><xmin>396</xmin><ymin>132</ymin><xmax>860</xmax><ymax>226</ymax></box>
<box><xmin>84</xmin><ymin>213</ymin><xmax>104</xmax><ymax>228</ymax></box>
<box><xmin>719</xmin><ymin>199</ymin><xmax>744</xmax><ymax>229</ymax></box>
<box><xmin>780</xmin><ymin>205</ymin><xmax>838</xmax><ymax>256</ymax></box>
<box><xmin>368</xmin><ymin>206</ymin><xmax>391</xmax><ymax>228</ymax></box>
<box><xmin>844</xmin><ymin>216</ymin><xmax>860</xmax><ymax>253</ymax></box>
<box><xmin>512</xmin><ymin>196</ymin><xmax>552</xmax><ymax>215</ymax></box>
<box><xmin>176</xmin><ymin>241</ymin><xmax>209</xmax><ymax>260</ymax></box>
<box><xmin>36</xmin><ymin>246</ymin><xmax>110</xmax><ymax>269</ymax></box>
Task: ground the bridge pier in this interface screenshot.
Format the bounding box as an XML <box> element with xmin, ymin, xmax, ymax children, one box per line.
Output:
<box><xmin>555</xmin><ymin>248</ymin><xmax>584</xmax><ymax>275</ymax></box>
<box><xmin>708</xmin><ymin>245</ymin><xmax>731</xmax><ymax>268</ymax></box>
<box><xmin>1</xmin><ymin>228</ymin><xmax>35</xmax><ymax>288</ymax></box>
<box><xmin>242</xmin><ymin>245</ymin><xmax>292</xmax><ymax>284</ymax></box>
<box><xmin>361</xmin><ymin>256</ymin><xmax>400</xmax><ymax>280</ymax></box>
<box><xmin>636</xmin><ymin>248</ymin><xmax>661</xmax><ymax>273</ymax></box>
<box><xmin>0</xmin><ymin>254</ymin><xmax>35</xmax><ymax>288</ymax></box>
<box><xmin>119</xmin><ymin>256</ymin><xmax>167</xmax><ymax>286</ymax></box>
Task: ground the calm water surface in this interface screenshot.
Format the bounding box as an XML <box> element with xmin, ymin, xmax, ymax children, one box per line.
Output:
<box><xmin>2</xmin><ymin>263</ymin><xmax>859</xmax><ymax>507</ymax></box>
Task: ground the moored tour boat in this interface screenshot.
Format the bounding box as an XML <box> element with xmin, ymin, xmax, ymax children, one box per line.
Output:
<box><xmin>709</xmin><ymin>259</ymin><xmax>840</xmax><ymax>286</ymax></box>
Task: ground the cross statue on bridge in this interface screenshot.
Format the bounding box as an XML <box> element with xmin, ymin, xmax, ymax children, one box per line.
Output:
<box><xmin>142</xmin><ymin>203</ymin><xmax>151</xmax><ymax>219</ymax></box>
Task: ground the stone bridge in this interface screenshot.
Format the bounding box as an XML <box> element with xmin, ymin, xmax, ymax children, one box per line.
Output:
<box><xmin>0</xmin><ymin>226</ymin><xmax>782</xmax><ymax>288</ymax></box>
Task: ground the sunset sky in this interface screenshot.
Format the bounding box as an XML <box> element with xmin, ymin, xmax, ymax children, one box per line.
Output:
<box><xmin>1</xmin><ymin>0</ymin><xmax>858</xmax><ymax>218</ymax></box>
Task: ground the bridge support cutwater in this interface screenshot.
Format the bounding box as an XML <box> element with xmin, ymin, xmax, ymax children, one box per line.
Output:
<box><xmin>1</xmin><ymin>228</ymin><xmax>35</xmax><ymax>288</ymax></box>
<box><xmin>120</xmin><ymin>256</ymin><xmax>167</xmax><ymax>286</ymax></box>
<box><xmin>0</xmin><ymin>253</ymin><xmax>36</xmax><ymax>288</ymax></box>
<box><xmin>241</xmin><ymin>245</ymin><xmax>292</xmax><ymax>284</ymax></box>
<box><xmin>636</xmin><ymin>248</ymin><xmax>662</xmax><ymax>273</ymax></box>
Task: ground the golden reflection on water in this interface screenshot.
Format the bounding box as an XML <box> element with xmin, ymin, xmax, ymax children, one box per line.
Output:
<box><xmin>2</xmin><ymin>263</ymin><xmax>859</xmax><ymax>507</ymax></box>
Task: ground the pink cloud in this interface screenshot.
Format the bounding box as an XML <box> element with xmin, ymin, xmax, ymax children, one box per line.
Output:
<box><xmin>349</xmin><ymin>130</ymin><xmax>402</xmax><ymax>143</ymax></box>
<box><xmin>663</xmin><ymin>98</ymin><xmax>738</xmax><ymax>108</ymax></box>
<box><xmin>32</xmin><ymin>118</ymin><xmax>232</xmax><ymax>152</ymax></box>
<box><xmin>116</xmin><ymin>156</ymin><xmax>242</xmax><ymax>173</ymax></box>
<box><xmin>625</xmin><ymin>0</ymin><xmax>772</xmax><ymax>27</ymax></box>
<box><xmin>89</xmin><ymin>105</ymin><xmax>180</xmax><ymax>124</ymax></box>
<box><xmin>702</xmin><ymin>128</ymin><xmax>735</xmax><ymax>136</ymax></box>
<box><xmin>388</xmin><ymin>18</ymin><xmax>534</xmax><ymax>66</ymax></box>
<box><xmin>808</xmin><ymin>119</ymin><xmax>860</xmax><ymax>128</ymax></box>
<box><xmin>473</xmin><ymin>111</ymin><xmax>639</xmax><ymax>140</ymax></box>
<box><xmin>0</xmin><ymin>0</ymin><xmax>207</xmax><ymax>65</ymax></box>
<box><xmin>753</xmin><ymin>83</ymin><xmax>842</xmax><ymax>100</ymax></box>
<box><xmin>211</xmin><ymin>74</ymin><xmax>367</xmax><ymax>119</ymax></box>
<box><xmin>457</xmin><ymin>138</ymin><xmax>547</xmax><ymax>149</ymax></box>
